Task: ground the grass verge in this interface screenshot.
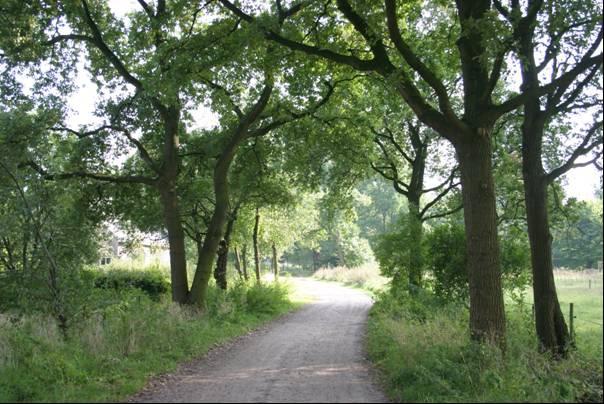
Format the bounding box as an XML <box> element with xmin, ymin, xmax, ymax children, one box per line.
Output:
<box><xmin>367</xmin><ymin>289</ymin><xmax>603</xmax><ymax>403</ymax></box>
<box><xmin>0</xmin><ymin>280</ymin><xmax>298</xmax><ymax>402</ymax></box>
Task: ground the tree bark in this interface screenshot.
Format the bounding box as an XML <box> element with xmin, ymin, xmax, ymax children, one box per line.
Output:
<box><xmin>214</xmin><ymin>240</ymin><xmax>228</xmax><ymax>290</ymax></box>
<box><xmin>253</xmin><ymin>208</ymin><xmax>261</xmax><ymax>283</ymax></box>
<box><xmin>242</xmin><ymin>244</ymin><xmax>249</xmax><ymax>281</ymax></box>
<box><xmin>214</xmin><ymin>214</ymin><xmax>237</xmax><ymax>290</ymax></box>
<box><xmin>516</xmin><ymin>13</ymin><xmax>571</xmax><ymax>357</ymax></box>
<box><xmin>156</xmin><ymin>107</ymin><xmax>190</xmax><ymax>304</ymax></box>
<box><xmin>158</xmin><ymin>185</ymin><xmax>190</xmax><ymax>304</ymax></box>
<box><xmin>523</xmin><ymin>170</ymin><xmax>570</xmax><ymax>356</ymax></box>
<box><xmin>522</xmin><ymin>110</ymin><xmax>570</xmax><ymax>356</ymax></box>
<box><xmin>407</xmin><ymin>198</ymin><xmax>423</xmax><ymax>292</ymax></box>
<box><xmin>188</xmin><ymin>84</ymin><xmax>272</xmax><ymax>306</ymax></box>
<box><xmin>456</xmin><ymin>135</ymin><xmax>506</xmax><ymax>345</ymax></box>
<box><xmin>188</xmin><ymin>154</ymin><xmax>232</xmax><ymax>306</ymax></box>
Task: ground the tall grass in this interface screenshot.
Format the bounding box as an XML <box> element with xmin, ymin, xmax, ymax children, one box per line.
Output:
<box><xmin>312</xmin><ymin>262</ymin><xmax>388</xmax><ymax>292</ymax></box>
<box><xmin>368</xmin><ymin>288</ymin><xmax>603</xmax><ymax>403</ymax></box>
<box><xmin>0</xmin><ymin>279</ymin><xmax>295</xmax><ymax>402</ymax></box>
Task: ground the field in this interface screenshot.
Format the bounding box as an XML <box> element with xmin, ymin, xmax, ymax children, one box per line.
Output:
<box><xmin>524</xmin><ymin>269</ymin><xmax>603</xmax><ymax>354</ymax></box>
<box><xmin>311</xmin><ymin>263</ymin><xmax>389</xmax><ymax>293</ymax></box>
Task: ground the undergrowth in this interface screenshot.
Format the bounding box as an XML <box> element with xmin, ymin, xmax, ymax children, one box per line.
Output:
<box><xmin>0</xmin><ymin>274</ymin><xmax>295</xmax><ymax>402</ymax></box>
<box><xmin>367</xmin><ymin>291</ymin><xmax>603</xmax><ymax>403</ymax></box>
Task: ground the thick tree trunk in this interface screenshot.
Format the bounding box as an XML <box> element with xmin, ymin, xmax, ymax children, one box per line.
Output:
<box><xmin>156</xmin><ymin>107</ymin><xmax>191</xmax><ymax>304</ymax></box>
<box><xmin>253</xmin><ymin>208</ymin><xmax>261</xmax><ymax>283</ymax></box>
<box><xmin>214</xmin><ymin>215</ymin><xmax>236</xmax><ymax>290</ymax></box>
<box><xmin>214</xmin><ymin>240</ymin><xmax>228</xmax><ymax>290</ymax></box>
<box><xmin>456</xmin><ymin>135</ymin><xmax>506</xmax><ymax>345</ymax></box>
<box><xmin>158</xmin><ymin>186</ymin><xmax>190</xmax><ymax>303</ymax></box>
<box><xmin>522</xmin><ymin>114</ymin><xmax>570</xmax><ymax>356</ymax></box>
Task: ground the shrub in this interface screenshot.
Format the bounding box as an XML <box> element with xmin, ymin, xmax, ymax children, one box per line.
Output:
<box><xmin>89</xmin><ymin>268</ymin><xmax>170</xmax><ymax>301</ymax></box>
<box><xmin>424</xmin><ymin>223</ymin><xmax>531</xmax><ymax>302</ymax></box>
<box><xmin>0</xmin><ymin>280</ymin><xmax>295</xmax><ymax>402</ymax></box>
<box><xmin>423</xmin><ymin>223</ymin><xmax>467</xmax><ymax>301</ymax></box>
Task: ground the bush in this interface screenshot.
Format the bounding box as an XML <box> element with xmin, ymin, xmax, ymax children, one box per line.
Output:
<box><xmin>424</xmin><ymin>223</ymin><xmax>531</xmax><ymax>302</ymax></box>
<box><xmin>373</xmin><ymin>224</ymin><xmax>409</xmax><ymax>280</ymax></box>
<box><xmin>424</xmin><ymin>223</ymin><xmax>467</xmax><ymax>301</ymax></box>
<box><xmin>89</xmin><ymin>268</ymin><xmax>170</xmax><ymax>301</ymax></box>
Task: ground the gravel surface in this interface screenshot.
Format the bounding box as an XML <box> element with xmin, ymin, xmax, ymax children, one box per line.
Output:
<box><xmin>129</xmin><ymin>278</ymin><xmax>388</xmax><ymax>403</ymax></box>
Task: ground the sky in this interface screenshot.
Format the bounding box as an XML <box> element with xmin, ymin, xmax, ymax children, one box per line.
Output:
<box><xmin>61</xmin><ymin>0</ymin><xmax>602</xmax><ymax>202</ymax></box>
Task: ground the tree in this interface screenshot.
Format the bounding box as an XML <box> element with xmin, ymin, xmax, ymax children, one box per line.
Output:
<box><xmin>1</xmin><ymin>1</ymin><xmax>336</xmax><ymax>307</ymax></box>
<box><xmin>553</xmin><ymin>199</ymin><xmax>603</xmax><ymax>270</ymax></box>
<box><xmin>218</xmin><ymin>0</ymin><xmax>568</xmax><ymax>343</ymax></box>
<box><xmin>354</xmin><ymin>177</ymin><xmax>405</xmax><ymax>239</ymax></box>
<box><xmin>0</xmin><ymin>108</ymin><xmax>102</xmax><ymax>334</ymax></box>
<box><xmin>495</xmin><ymin>0</ymin><xmax>603</xmax><ymax>355</ymax></box>
<box><xmin>370</xmin><ymin>114</ymin><xmax>460</xmax><ymax>291</ymax></box>
<box><xmin>1</xmin><ymin>0</ymin><xmax>239</xmax><ymax>303</ymax></box>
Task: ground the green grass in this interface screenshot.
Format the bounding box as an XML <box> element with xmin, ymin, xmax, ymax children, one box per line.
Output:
<box><xmin>367</xmin><ymin>272</ymin><xmax>604</xmax><ymax>403</ymax></box>
<box><xmin>516</xmin><ymin>269</ymin><xmax>603</xmax><ymax>356</ymax></box>
<box><xmin>312</xmin><ymin>263</ymin><xmax>389</xmax><ymax>294</ymax></box>
<box><xmin>0</xmin><ymin>279</ymin><xmax>298</xmax><ymax>402</ymax></box>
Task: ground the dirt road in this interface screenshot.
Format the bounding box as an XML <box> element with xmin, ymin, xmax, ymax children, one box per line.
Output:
<box><xmin>130</xmin><ymin>278</ymin><xmax>388</xmax><ymax>403</ymax></box>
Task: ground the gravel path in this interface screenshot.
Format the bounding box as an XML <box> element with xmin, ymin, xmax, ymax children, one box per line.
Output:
<box><xmin>129</xmin><ymin>278</ymin><xmax>388</xmax><ymax>403</ymax></box>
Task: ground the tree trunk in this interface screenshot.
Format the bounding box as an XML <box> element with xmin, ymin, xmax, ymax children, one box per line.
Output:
<box><xmin>214</xmin><ymin>215</ymin><xmax>236</xmax><ymax>290</ymax></box>
<box><xmin>312</xmin><ymin>249</ymin><xmax>320</xmax><ymax>272</ymax></box>
<box><xmin>456</xmin><ymin>135</ymin><xmax>506</xmax><ymax>345</ymax></box>
<box><xmin>253</xmin><ymin>208</ymin><xmax>261</xmax><ymax>283</ymax></box>
<box><xmin>522</xmin><ymin>113</ymin><xmax>570</xmax><ymax>356</ymax></box>
<box><xmin>234</xmin><ymin>246</ymin><xmax>244</xmax><ymax>280</ymax></box>
<box><xmin>158</xmin><ymin>186</ymin><xmax>189</xmax><ymax>304</ymax></box>
<box><xmin>524</xmin><ymin>173</ymin><xmax>570</xmax><ymax>356</ymax></box>
<box><xmin>407</xmin><ymin>198</ymin><xmax>423</xmax><ymax>292</ymax></box>
<box><xmin>189</xmin><ymin>143</ymin><xmax>242</xmax><ymax>306</ymax></box>
<box><xmin>272</xmin><ymin>242</ymin><xmax>279</xmax><ymax>281</ymax></box>
<box><xmin>518</xmin><ymin>20</ymin><xmax>570</xmax><ymax>357</ymax></box>
<box><xmin>242</xmin><ymin>244</ymin><xmax>249</xmax><ymax>281</ymax></box>
<box><xmin>156</xmin><ymin>107</ymin><xmax>190</xmax><ymax>304</ymax></box>
<box><xmin>214</xmin><ymin>240</ymin><xmax>228</xmax><ymax>290</ymax></box>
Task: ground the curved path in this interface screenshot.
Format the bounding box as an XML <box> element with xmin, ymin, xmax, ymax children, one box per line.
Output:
<box><xmin>130</xmin><ymin>278</ymin><xmax>388</xmax><ymax>403</ymax></box>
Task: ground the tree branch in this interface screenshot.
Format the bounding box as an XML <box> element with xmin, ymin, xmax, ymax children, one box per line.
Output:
<box><xmin>422</xmin><ymin>203</ymin><xmax>463</xmax><ymax>222</ymax></box>
<box><xmin>384</xmin><ymin>0</ymin><xmax>454</xmax><ymax>118</ymax></box>
<box><xmin>420</xmin><ymin>179</ymin><xmax>460</xmax><ymax>219</ymax></box>
<box><xmin>80</xmin><ymin>0</ymin><xmax>144</xmax><ymax>90</ymax></box>
<box><xmin>218</xmin><ymin>0</ymin><xmax>378</xmax><ymax>71</ymax></box>
<box><xmin>20</xmin><ymin>160</ymin><xmax>157</xmax><ymax>186</ymax></box>
<box><xmin>546</xmin><ymin>120</ymin><xmax>603</xmax><ymax>183</ymax></box>
<box><xmin>136</xmin><ymin>0</ymin><xmax>155</xmax><ymax>19</ymax></box>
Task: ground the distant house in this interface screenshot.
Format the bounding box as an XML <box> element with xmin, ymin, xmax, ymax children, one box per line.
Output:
<box><xmin>98</xmin><ymin>222</ymin><xmax>170</xmax><ymax>267</ymax></box>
